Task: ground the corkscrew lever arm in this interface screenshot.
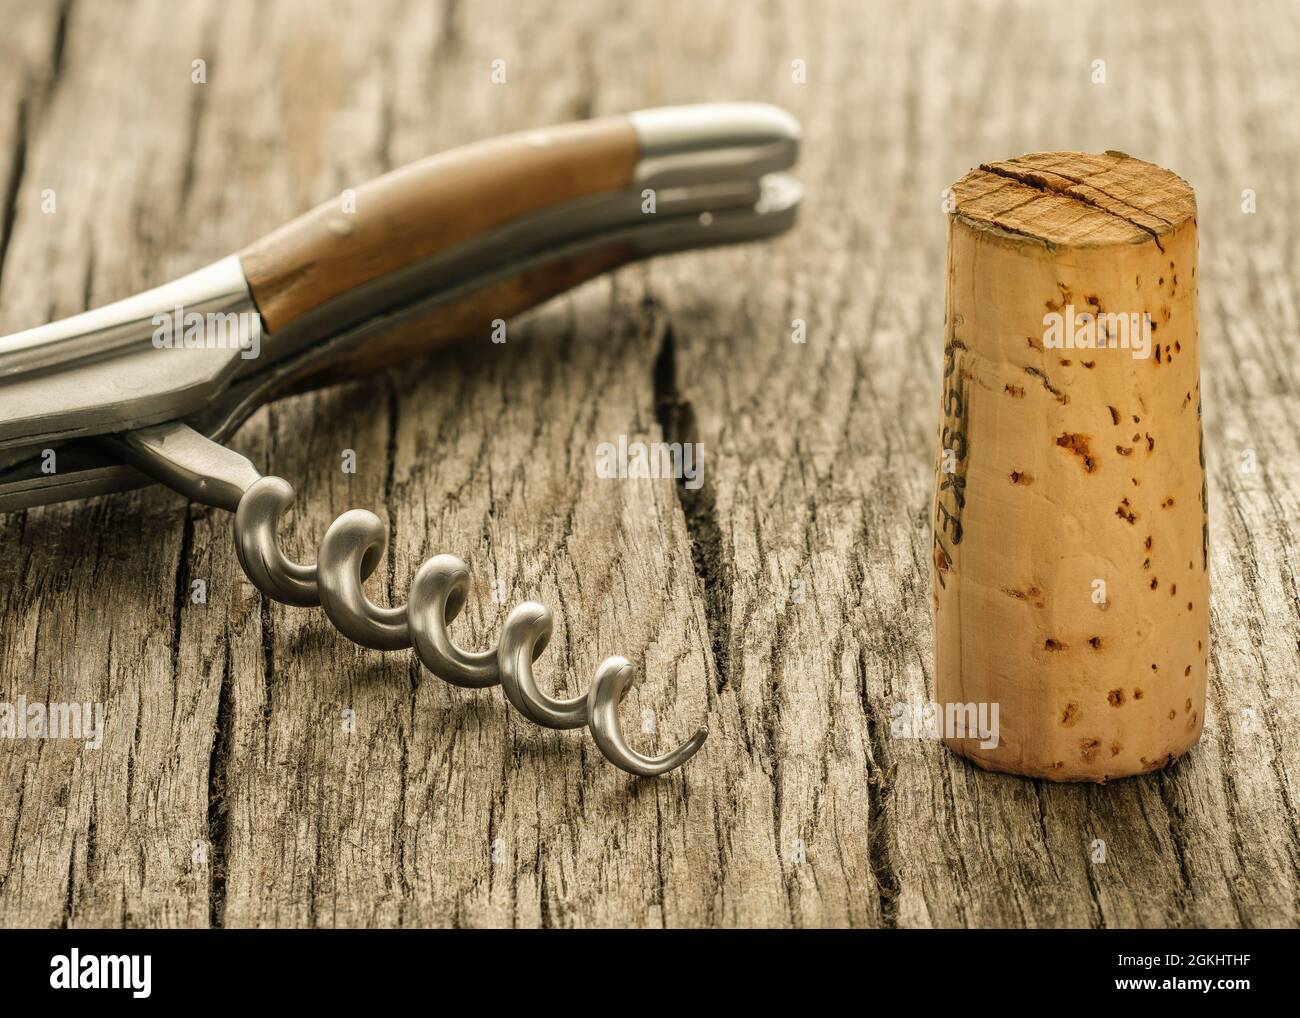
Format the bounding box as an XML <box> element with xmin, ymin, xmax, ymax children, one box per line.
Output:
<box><xmin>101</xmin><ymin>420</ymin><xmax>709</xmax><ymax>778</ymax></box>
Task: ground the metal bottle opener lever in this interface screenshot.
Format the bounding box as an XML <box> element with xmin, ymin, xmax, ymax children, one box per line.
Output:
<box><xmin>0</xmin><ymin>102</ymin><xmax>802</xmax><ymax>776</ymax></box>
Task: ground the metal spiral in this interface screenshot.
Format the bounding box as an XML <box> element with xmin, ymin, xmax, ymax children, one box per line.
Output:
<box><xmin>233</xmin><ymin>475</ymin><xmax>708</xmax><ymax>777</ymax></box>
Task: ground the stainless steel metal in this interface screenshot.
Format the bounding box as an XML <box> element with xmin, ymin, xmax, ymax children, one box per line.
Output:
<box><xmin>0</xmin><ymin>256</ymin><xmax>260</xmax><ymax>450</ymax></box>
<box><xmin>112</xmin><ymin>423</ymin><xmax>704</xmax><ymax>776</ymax></box>
<box><xmin>0</xmin><ymin>255</ymin><xmax>252</xmax><ymax>377</ymax></box>
<box><xmin>104</xmin><ymin>422</ymin><xmax>261</xmax><ymax>513</ymax></box>
<box><xmin>0</xmin><ymin>444</ymin><xmax>148</xmax><ymax>510</ymax></box>
<box><xmin>588</xmin><ymin>658</ymin><xmax>710</xmax><ymax>777</ymax></box>
<box><xmin>631</xmin><ymin>102</ymin><xmax>801</xmax><ymax>189</ymax></box>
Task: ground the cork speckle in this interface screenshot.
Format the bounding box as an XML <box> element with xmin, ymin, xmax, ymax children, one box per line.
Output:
<box><xmin>1044</xmin><ymin>638</ymin><xmax>1067</xmax><ymax>652</ymax></box>
<box><xmin>1010</xmin><ymin>470</ymin><xmax>1034</xmax><ymax>485</ymax></box>
<box><xmin>1026</xmin><ymin>366</ymin><xmax>1069</xmax><ymax>404</ymax></box>
<box><xmin>1139</xmin><ymin>754</ymin><xmax>1177</xmax><ymax>772</ymax></box>
<box><xmin>1002</xmin><ymin>585</ymin><xmax>1045</xmax><ymax>607</ymax></box>
<box><xmin>1060</xmin><ymin>703</ymin><xmax>1080</xmax><ymax>726</ymax></box>
<box><xmin>1108</xmin><ymin>689</ymin><xmax>1125</xmax><ymax>706</ymax></box>
<box><xmin>1116</xmin><ymin>498</ymin><xmax>1138</xmax><ymax>523</ymax></box>
<box><xmin>1080</xmin><ymin>738</ymin><xmax>1101</xmax><ymax>762</ymax></box>
<box><xmin>1056</xmin><ymin>432</ymin><xmax>1097</xmax><ymax>471</ymax></box>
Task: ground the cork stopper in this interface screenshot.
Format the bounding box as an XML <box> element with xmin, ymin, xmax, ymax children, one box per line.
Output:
<box><xmin>950</xmin><ymin>151</ymin><xmax>1196</xmax><ymax>249</ymax></box>
<box><xmin>931</xmin><ymin>150</ymin><xmax>1207</xmax><ymax>783</ymax></box>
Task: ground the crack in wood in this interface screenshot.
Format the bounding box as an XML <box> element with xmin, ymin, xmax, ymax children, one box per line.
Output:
<box><xmin>651</xmin><ymin>314</ymin><xmax>732</xmax><ymax>697</ymax></box>
<box><xmin>0</xmin><ymin>99</ymin><xmax>28</xmax><ymax>285</ymax></box>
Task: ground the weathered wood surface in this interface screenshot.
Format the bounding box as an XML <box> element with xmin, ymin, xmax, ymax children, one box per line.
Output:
<box><xmin>0</xmin><ymin>0</ymin><xmax>1296</xmax><ymax>928</ymax></box>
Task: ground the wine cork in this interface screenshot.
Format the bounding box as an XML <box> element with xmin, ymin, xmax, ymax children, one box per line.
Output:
<box><xmin>931</xmin><ymin>151</ymin><xmax>1207</xmax><ymax>782</ymax></box>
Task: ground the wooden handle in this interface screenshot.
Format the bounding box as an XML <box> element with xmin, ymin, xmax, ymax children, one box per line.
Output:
<box><xmin>240</xmin><ymin>116</ymin><xmax>640</xmax><ymax>333</ymax></box>
<box><xmin>289</xmin><ymin>243</ymin><xmax>638</xmax><ymax>391</ymax></box>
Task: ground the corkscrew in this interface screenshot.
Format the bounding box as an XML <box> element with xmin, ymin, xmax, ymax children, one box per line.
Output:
<box><xmin>90</xmin><ymin>421</ymin><xmax>707</xmax><ymax>775</ymax></box>
<box><xmin>0</xmin><ymin>103</ymin><xmax>801</xmax><ymax>776</ymax></box>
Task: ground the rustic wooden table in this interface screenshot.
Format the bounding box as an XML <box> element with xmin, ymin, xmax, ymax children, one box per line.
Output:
<box><xmin>1</xmin><ymin>0</ymin><xmax>1296</xmax><ymax>928</ymax></box>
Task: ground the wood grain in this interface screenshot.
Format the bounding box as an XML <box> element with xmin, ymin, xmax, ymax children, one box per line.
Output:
<box><xmin>0</xmin><ymin>0</ymin><xmax>1296</xmax><ymax>928</ymax></box>
<box><xmin>294</xmin><ymin>244</ymin><xmax>637</xmax><ymax>388</ymax></box>
<box><xmin>241</xmin><ymin>115</ymin><xmax>639</xmax><ymax>333</ymax></box>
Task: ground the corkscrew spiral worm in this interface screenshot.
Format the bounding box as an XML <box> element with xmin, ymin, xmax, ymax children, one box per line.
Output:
<box><xmin>233</xmin><ymin>475</ymin><xmax>708</xmax><ymax>776</ymax></box>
